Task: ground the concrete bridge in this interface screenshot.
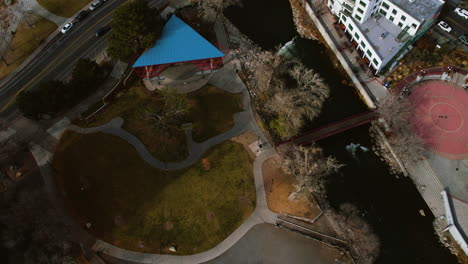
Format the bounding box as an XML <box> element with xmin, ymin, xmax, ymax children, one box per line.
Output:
<box><xmin>276</xmin><ymin>111</ymin><xmax>378</xmax><ymax>153</ymax></box>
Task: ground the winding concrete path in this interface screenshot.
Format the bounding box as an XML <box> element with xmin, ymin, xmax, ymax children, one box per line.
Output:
<box><xmin>92</xmin><ymin>147</ymin><xmax>277</xmax><ymax>264</ymax></box>
<box><xmin>29</xmin><ymin>51</ymin><xmax>279</xmax><ymax>263</ymax></box>
<box><xmin>83</xmin><ymin>64</ymin><xmax>279</xmax><ymax>263</ymax></box>
<box><xmin>23</xmin><ymin>0</ymin><xmax>68</xmax><ymax>25</ymax></box>
<box><xmin>67</xmin><ymin>62</ymin><xmax>266</xmax><ymax>170</ymax></box>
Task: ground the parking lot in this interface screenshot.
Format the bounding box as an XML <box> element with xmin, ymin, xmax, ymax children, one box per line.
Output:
<box><xmin>436</xmin><ymin>4</ymin><xmax>468</xmax><ymax>40</ymax></box>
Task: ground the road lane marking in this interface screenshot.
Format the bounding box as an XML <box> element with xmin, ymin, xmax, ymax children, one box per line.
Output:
<box><xmin>446</xmin><ymin>17</ymin><xmax>468</xmax><ymax>32</ymax></box>
<box><xmin>0</xmin><ymin>12</ymin><xmax>114</xmax><ymax>112</ymax></box>
<box><xmin>0</xmin><ymin>12</ymin><xmax>114</xmax><ymax>98</ymax></box>
<box><xmin>56</xmin><ymin>37</ymin><xmax>109</xmax><ymax>80</ymax></box>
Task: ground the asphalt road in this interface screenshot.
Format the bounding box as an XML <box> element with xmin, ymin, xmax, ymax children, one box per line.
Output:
<box><xmin>437</xmin><ymin>5</ymin><xmax>468</xmax><ymax>40</ymax></box>
<box><xmin>0</xmin><ymin>0</ymin><xmax>166</xmax><ymax>122</ymax></box>
<box><xmin>205</xmin><ymin>224</ymin><xmax>350</xmax><ymax>264</ymax></box>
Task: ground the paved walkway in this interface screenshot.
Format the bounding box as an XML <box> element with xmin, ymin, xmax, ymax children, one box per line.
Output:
<box><xmin>23</xmin><ymin>0</ymin><xmax>68</xmax><ymax>25</ymax></box>
<box><xmin>68</xmin><ymin>63</ymin><xmax>267</xmax><ymax>170</ymax></box>
<box><xmin>0</xmin><ymin>0</ymin><xmax>73</xmax><ymax>88</ymax></box>
<box><xmin>80</xmin><ymin>66</ymin><xmax>277</xmax><ymax>263</ymax></box>
<box><xmin>92</xmin><ymin>148</ymin><xmax>277</xmax><ymax>264</ymax></box>
<box><xmin>408</xmin><ymin>80</ymin><xmax>468</xmax><ymax>160</ymax></box>
<box><xmin>206</xmin><ymin>223</ymin><xmax>351</xmax><ymax>264</ymax></box>
<box><xmin>28</xmin><ymin>47</ymin><xmax>280</xmax><ymax>264</ymax></box>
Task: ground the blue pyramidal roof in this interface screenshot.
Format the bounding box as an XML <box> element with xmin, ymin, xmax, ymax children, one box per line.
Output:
<box><xmin>132</xmin><ymin>15</ymin><xmax>224</xmax><ymax>67</ymax></box>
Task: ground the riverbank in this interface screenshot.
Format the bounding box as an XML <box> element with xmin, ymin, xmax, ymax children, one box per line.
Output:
<box><xmin>222</xmin><ymin>0</ymin><xmax>459</xmax><ymax>262</ymax></box>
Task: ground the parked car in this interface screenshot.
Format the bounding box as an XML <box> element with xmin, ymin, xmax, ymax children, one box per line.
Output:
<box><xmin>454</xmin><ymin>7</ymin><xmax>468</xmax><ymax>19</ymax></box>
<box><xmin>72</xmin><ymin>10</ymin><xmax>89</xmax><ymax>23</ymax></box>
<box><xmin>95</xmin><ymin>26</ymin><xmax>111</xmax><ymax>38</ymax></box>
<box><xmin>89</xmin><ymin>0</ymin><xmax>103</xmax><ymax>11</ymax></box>
<box><xmin>459</xmin><ymin>35</ymin><xmax>468</xmax><ymax>46</ymax></box>
<box><xmin>61</xmin><ymin>22</ymin><xmax>73</xmax><ymax>34</ymax></box>
<box><xmin>437</xmin><ymin>21</ymin><xmax>452</xmax><ymax>33</ymax></box>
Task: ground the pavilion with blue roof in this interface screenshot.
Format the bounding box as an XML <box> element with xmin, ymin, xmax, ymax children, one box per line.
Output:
<box><xmin>132</xmin><ymin>15</ymin><xmax>225</xmax><ymax>78</ymax></box>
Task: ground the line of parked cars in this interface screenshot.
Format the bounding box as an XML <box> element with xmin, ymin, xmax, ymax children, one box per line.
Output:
<box><xmin>61</xmin><ymin>0</ymin><xmax>109</xmax><ymax>34</ymax></box>
<box><xmin>436</xmin><ymin>7</ymin><xmax>467</xmax><ymax>46</ymax></box>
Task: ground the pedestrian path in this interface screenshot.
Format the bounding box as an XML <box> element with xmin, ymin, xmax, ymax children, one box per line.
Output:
<box><xmin>406</xmin><ymin>159</ymin><xmax>446</xmax><ymax>226</ymax></box>
<box><xmin>76</xmin><ymin>68</ymin><xmax>277</xmax><ymax>263</ymax></box>
<box><xmin>68</xmin><ymin>66</ymin><xmax>266</xmax><ymax>171</ymax></box>
<box><xmin>29</xmin><ymin>43</ymin><xmax>278</xmax><ymax>263</ymax></box>
<box><xmin>23</xmin><ymin>0</ymin><xmax>68</xmax><ymax>25</ymax></box>
<box><xmin>92</xmin><ymin>148</ymin><xmax>277</xmax><ymax>264</ymax></box>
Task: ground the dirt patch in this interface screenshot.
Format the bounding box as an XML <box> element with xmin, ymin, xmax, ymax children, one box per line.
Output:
<box><xmin>164</xmin><ymin>221</ymin><xmax>174</xmax><ymax>231</ymax></box>
<box><xmin>230</xmin><ymin>131</ymin><xmax>258</xmax><ymax>160</ymax></box>
<box><xmin>262</xmin><ymin>156</ymin><xmax>321</xmax><ymax>219</ymax></box>
<box><xmin>206</xmin><ymin>211</ymin><xmax>215</xmax><ymax>222</ymax></box>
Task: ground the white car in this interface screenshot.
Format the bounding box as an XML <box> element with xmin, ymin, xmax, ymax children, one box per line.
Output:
<box><xmin>89</xmin><ymin>0</ymin><xmax>103</xmax><ymax>11</ymax></box>
<box><xmin>437</xmin><ymin>21</ymin><xmax>452</xmax><ymax>33</ymax></box>
<box><xmin>454</xmin><ymin>7</ymin><xmax>468</xmax><ymax>19</ymax></box>
<box><xmin>61</xmin><ymin>22</ymin><xmax>73</xmax><ymax>34</ymax></box>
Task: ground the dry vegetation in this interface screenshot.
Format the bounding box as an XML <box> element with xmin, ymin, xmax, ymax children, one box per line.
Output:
<box><xmin>283</xmin><ymin>144</ymin><xmax>343</xmax><ymax>196</ymax></box>
<box><xmin>262</xmin><ymin>156</ymin><xmax>321</xmax><ymax>219</ymax></box>
<box><xmin>288</xmin><ymin>0</ymin><xmax>321</xmax><ymax>40</ymax></box>
<box><xmin>253</xmin><ymin>51</ymin><xmax>330</xmax><ymax>140</ymax></box>
<box><xmin>37</xmin><ymin>0</ymin><xmax>93</xmax><ymax>17</ymax></box>
<box><xmin>193</xmin><ymin>0</ymin><xmax>242</xmax><ymax>23</ymax></box>
<box><xmin>0</xmin><ymin>14</ymin><xmax>57</xmax><ymax>79</ymax></box>
<box><xmin>375</xmin><ymin>94</ymin><xmax>427</xmax><ymax>164</ymax></box>
<box><xmin>386</xmin><ymin>35</ymin><xmax>467</xmax><ymax>84</ymax></box>
<box><xmin>331</xmin><ymin>204</ymin><xmax>381</xmax><ymax>264</ymax></box>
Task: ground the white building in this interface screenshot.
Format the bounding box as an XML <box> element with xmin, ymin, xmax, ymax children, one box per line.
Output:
<box><xmin>327</xmin><ymin>0</ymin><xmax>445</xmax><ymax>73</ymax></box>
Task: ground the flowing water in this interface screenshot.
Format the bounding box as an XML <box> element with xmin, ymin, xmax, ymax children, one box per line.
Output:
<box><xmin>225</xmin><ymin>0</ymin><xmax>458</xmax><ymax>263</ymax></box>
<box><xmin>318</xmin><ymin>125</ymin><xmax>457</xmax><ymax>263</ymax></box>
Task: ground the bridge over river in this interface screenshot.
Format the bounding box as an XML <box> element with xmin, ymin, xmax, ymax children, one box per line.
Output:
<box><xmin>276</xmin><ymin>111</ymin><xmax>378</xmax><ymax>152</ymax></box>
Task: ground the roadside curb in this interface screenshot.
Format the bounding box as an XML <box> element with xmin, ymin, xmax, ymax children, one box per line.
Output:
<box><xmin>0</xmin><ymin>0</ymin><xmax>114</xmax><ymax>89</ymax></box>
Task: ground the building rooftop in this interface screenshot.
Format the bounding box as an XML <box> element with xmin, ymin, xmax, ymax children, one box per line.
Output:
<box><xmin>389</xmin><ymin>0</ymin><xmax>443</xmax><ymax>22</ymax></box>
<box><xmin>356</xmin><ymin>15</ymin><xmax>406</xmax><ymax>59</ymax></box>
<box><xmin>133</xmin><ymin>15</ymin><xmax>224</xmax><ymax>68</ymax></box>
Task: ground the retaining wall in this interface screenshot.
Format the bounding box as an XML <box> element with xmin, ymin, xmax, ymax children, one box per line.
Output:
<box><xmin>301</xmin><ymin>1</ymin><xmax>376</xmax><ymax>109</ymax></box>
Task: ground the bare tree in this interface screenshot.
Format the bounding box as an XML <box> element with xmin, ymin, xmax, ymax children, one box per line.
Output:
<box><xmin>144</xmin><ymin>87</ymin><xmax>189</xmax><ymax>132</ymax></box>
<box><xmin>377</xmin><ymin>94</ymin><xmax>412</xmax><ymax>132</ymax></box>
<box><xmin>283</xmin><ymin>144</ymin><xmax>343</xmax><ymax>196</ymax></box>
<box><xmin>289</xmin><ymin>0</ymin><xmax>320</xmax><ymax>40</ymax></box>
<box><xmin>253</xmin><ymin>51</ymin><xmax>330</xmax><ymax>139</ymax></box>
<box><xmin>388</xmin><ymin>128</ymin><xmax>427</xmax><ymax>163</ymax></box>
<box><xmin>376</xmin><ymin>94</ymin><xmax>427</xmax><ymax>163</ymax></box>
<box><xmin>0</xmin><ymin>186</ymin><xmax>77</xmax><ymax>263</ymax></box>
<box><xmin>332</xmin><ymin>203</ymin><xmax>381</xmax><ymax>264</ymax></box>
<box><xmin>196</xmin><ymin>0</ymin><xmax>243</xmax><ymax>23</ymax></box>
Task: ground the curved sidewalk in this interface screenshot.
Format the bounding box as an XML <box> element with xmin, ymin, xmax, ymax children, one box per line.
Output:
<box><xmin>92</xmin><ymin>148</ymin><xmax>277</xmax><ymax>264</ymax></box>
<box><xmin>89</xmin><ymin>67</ymin><xmax>279</xmax><ymax>263</ymax></box>
<box><xmin>30</xmin><ymin>61</ymin><xmax>279</xmax><ymax>263</ymax></box>
<box><xmin>68</xmin><ymin>65</ymin><xmax>266</xmax><ymax>171</ymax></box>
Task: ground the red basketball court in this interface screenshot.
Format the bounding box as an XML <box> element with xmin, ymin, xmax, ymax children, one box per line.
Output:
<box><xmin>408</xmin><ymin>80</ymin><xmax>468</xmax><ymax>160</ymax></box>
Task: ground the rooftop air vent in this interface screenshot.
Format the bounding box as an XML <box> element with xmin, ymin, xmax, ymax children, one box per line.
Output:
<box><xmin>380</xmin><ymin>32</ymin><xmax>389</xmax><ymax>39</ymax></box>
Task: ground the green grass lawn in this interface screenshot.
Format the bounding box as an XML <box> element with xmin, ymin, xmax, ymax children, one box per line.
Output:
<box><xmin>82</xmin><ymin>82</ymin><xmax>188</xmax><ymax>162</ymax></box>
<box><xmin>37</xmin><ymin>0</ymin><xmax>92</xmax><ymax>17</ymax></box>
<box><xmin>188</xmin><ymin>85</ymin><xmax>243</xmax><ymax>142</ymax></box>
<box><xmin>53</xmin><ymin>131</ymin><xmax>255</xmax><ymax>254</ymax></box>
<box><xmin>0</xmin><ymin>15</ymin><xmax>57</xmax><ymax>80</ymax></box>
<box><xmin>79</xmin><ymin>82</ymin><xmax>242</xmax><ymax>162</ymax></box>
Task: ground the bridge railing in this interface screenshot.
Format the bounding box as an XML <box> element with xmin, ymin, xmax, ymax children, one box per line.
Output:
<box><xmin>389</xmin><ymin>65</ymin><xmax>468</xmax><ymax>95</ymax></box>
<box><xmin>276</xmin><ymin>110</ymin><xmax>377</xmax><ymax>147</ymax></box>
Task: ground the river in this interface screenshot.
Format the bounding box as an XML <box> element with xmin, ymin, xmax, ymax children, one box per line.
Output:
<box><xmin>225</xmin><ymin>0</ymin><xmax>458</xmax><ymax>263</ymax></box>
